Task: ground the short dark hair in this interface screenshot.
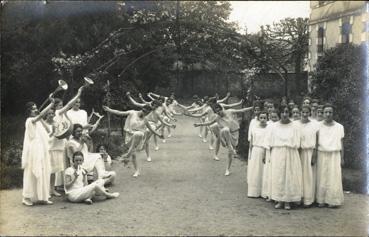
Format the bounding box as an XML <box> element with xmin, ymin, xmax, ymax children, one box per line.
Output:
<box><xmin>96</xmin><ymin>144</ymin><xmax>106</xmax><ymax>153</ymax></box>
<box><xmin>210</xmin><ymin>103</ymin><xmax>222</xmax><ymax>113</ymax></box>
<box><xmin>279</xmin><ymin>105</ymin><xmax>291</xmax><ymax>117</ymax></box>
<box><xmin>258</xmin><ymin>110</ymin><xmax>268</xmax><ymax>118</ymax></box>
<box><xmin>301</xmin><ymin>105</ymin><xmax>311</xmax><ymax>113</ymax></box>
<box><xmin>72</xmin><ymin>151</ymin><xmax>84</xmax><ymax>161</ymax></box>
<box><xmin>323</xmin><ymin>103</ymin><xmax>335</xmax><ymax>111</ymax></box>
<box><xmin>72</xmin><ymin>124</ymin><xmax>83</xmax><ymax>137</ymax></box>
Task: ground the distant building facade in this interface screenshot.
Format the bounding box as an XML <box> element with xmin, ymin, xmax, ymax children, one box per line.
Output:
<box><xmin>307</xmin><ymin>1</ymin><xmax>368</xmax><ymax>90</ymax></box>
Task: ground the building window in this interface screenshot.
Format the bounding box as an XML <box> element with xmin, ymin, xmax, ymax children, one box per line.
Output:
<box><xmin>341</xmin><ymin>17</ymin><xmax>352</xmax><ymax>44</ymax></box>
<box><xmin>317</xmin><ymin>27</ymin><xmax>324</xmax><ymax>54</ymax></box>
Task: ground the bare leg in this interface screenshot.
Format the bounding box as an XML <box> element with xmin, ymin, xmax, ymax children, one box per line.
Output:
<box><xmin>131</xmin><ymin>153</ymin><xmax>140</xmax><ymax>177</ymax></box>
<box><xmin>209</xmin><ymin>130</ymin><xmax>214</xmax><ymax>150</ymax></box>
<box><xmin>167</xmin><ymin>126</ymin><xmax>171</xmax><ymax>137</ymax></box>
<box><xmin>145</xmin><ymin>132</ymin><xmax>153</xmax><ymax>161</ymax></box>
<box><xmin>122</xmin><ymin>132</ymin><xmax>144</xmax><ymax>158</ymax></box>
<box><xmin>221</xmin><ymin>128</ymin><xmax>235</xmax><ymax>175</ymax></box>
<box><xmin>93</xmin><ymin>181</ymin><xmax>119</xmax><ymax>198</ymax></box>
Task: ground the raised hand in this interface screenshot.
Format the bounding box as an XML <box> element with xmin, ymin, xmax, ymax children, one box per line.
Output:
<box><xmin>126</xmin><ymin>91</ymin><xmax>131</xmax><ymax>97</ymax></box>
<box><xmin>102</xmin><ymin>105</ymin><xmax>110</xmax><ymax>111</ymax></box>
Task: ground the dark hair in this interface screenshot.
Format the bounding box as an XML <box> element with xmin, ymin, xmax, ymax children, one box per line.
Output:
<box><xmin>323</xmin><ymin>103</ymin><xmax>335</xmax><ymax>111</ymax></box>
<box><xmin>72</xmin><ymin>124</ymin><xmax>83</xmax><ymax>137</ymax></box>
<box><xmin>317</xmin><ymin>105</ymin><xmax>324</xmax><ymax>110</ymax></box>
<box><xmin>301</xmin><ymin>105</ymin><xmax>311</xmax><ymax>113</ymax></box>
<box><xmin>142</xmin><ymin>104</ymin><xmax>153</xmax><ymax>113</ymax></box>
<box><xmin>25</xmin><ymin>101</ymin><xmax>36</xmax><ymax>117</ymax></box>
<box><xmin>279</xmin><ymin>105</ymin><xmax>291</xmax><ymax>117</ymax></box>
<box><xmin>258</xmin><ymin>110</ymin><xmax>268</xmax><ymax>118</ymax></box>
<box><xmin>192</xmin><ymin>94</ymin><xmax>199</xmax><ymax>100</ymax></box>
<box><xmin>166</xmin><ymin>98</ymin><xmax>173</xmax><ymax>104</ymax></box>
<box><xmin>210</xmin><ymin>103</ymin><xmax>222</xmax><ymax>113</ymax></box>
<box><xmin>72</xmin><ymin>151</ymin><xmax>84</xmax><ymax>162</ymax></box>
<box><xmin>206</xmin><ymin>97</ymin><xmax>217</xmax><ymax>105</ymax></box>
<box><xmin>53</xmin><ymin>98</ymin><xmax>63</xmax><ymax>110</ymax></box>
<box><xmin>96</xmin><ymin>144</ymin><xmax>106</xmax><ymax>153</ymax></box>
<box><xmin>152</xmin><ymin>99</ymin><xmax>162</xmax><ymax>108</ymax></box>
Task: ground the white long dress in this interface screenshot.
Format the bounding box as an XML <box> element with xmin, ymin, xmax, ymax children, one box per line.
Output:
<box><xmin>316</xmin><ymin>121</ymin><xmax>344</xmax><ymax>206</ymax></box>
<box><xmin>247</xmin><ymin>124</ymin><xmax>267</xmax><ymax>197</ymax></box>
<box><xmin>49</xmin><ymin>109</ymin><xmax>68</xmax><ymax>186</ymax></box>
<box><xmin>297</xmin><ymin>120</ymin><xmax>319</xmax><ymax>205</ymax></box>
<box><xmin>261</xmin><ymin>121</ymin><xmax>274</xmax><ymax>199</ymax></box>
<box><xmin>22</xmin><ymin>118</ymin><xmax>51</xmax><ymax>202</ymax></box>
<box><xmin>269</xmin><ymin>121</ymin><xmax>302</xmax><ymax>202</ymax></box>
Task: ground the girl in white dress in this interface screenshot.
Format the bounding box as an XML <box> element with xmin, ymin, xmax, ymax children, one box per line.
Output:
<box><xmin>103</xmin><ymin>104</ymin><xmax>164</xmax><ymax>177</ymax></box>
<box><xmin>64</xmin><ymin>151</ymin><xmax>119</xmax><ymax>204</ymax></box>
<box><xmin>21</xmin><ymin>98</ymin><xmax>55</xmax><ymax>206</ymax></box>
<box><xmin>261</xmin><ymin>109</ymin><xmax>279</xmax><ymax>201</ymax></box>
<box><xmin>269</xmin><ymin>105</ymin><xmax>302</xmax><ymax>210</ymax></box>
<box><xmin>46</xmin><ymin>86</ymin><xmax>85</xmax><ymax>195</ymax></box>
<box><xmin>96</xmin><ymin>144</ymin><xmax>116</xmax><ymax>185</ymax></box>
<box><xmin>298</xmin><ymin>105</ymin><xmax>319</xmax><ymax>207</ymax></box>
<box><xmin>291</xmin><ymin>106</ymin><xmax>301</xmax><ymax>121</ymax></box>
<box><xmin>315</xmin><ymin>104</ymin><xmax>344</xmax><ymax>208</ymax></box>
<box><xmin>247</xmin><ymin>111</ymin><xmax>268</xmax><ymax>197</ymax></box>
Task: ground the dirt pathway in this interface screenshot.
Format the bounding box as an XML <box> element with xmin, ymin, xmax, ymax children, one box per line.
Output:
<box><xmin>1</xmin><ymin>117</ymin><xmax>368</xmax><ymax>236</ymax></box>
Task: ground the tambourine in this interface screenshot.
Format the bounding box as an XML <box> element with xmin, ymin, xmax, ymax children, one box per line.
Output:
<box><xmin>54</xmin><ymin>119</ymin><xmax>73</xmax><ymax>139</ymax></box>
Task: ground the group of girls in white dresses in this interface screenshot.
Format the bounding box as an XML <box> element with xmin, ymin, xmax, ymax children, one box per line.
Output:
<box><xmin>247</xmin><ymin>97</ymin><xmax>345</xmax><ymax>210</ymax></box>
<box><xmin>21</xmin><ymin>88</ymin><xmax>344</xmax><ymax>210</ymax></box>
<box><xmin>21</xmin><ymin>85</ymin><xmax>119</xmax><ymax>206</ymax></box>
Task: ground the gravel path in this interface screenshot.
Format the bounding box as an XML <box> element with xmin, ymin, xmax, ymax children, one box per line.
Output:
<box><xmin>1</xmin><ymin>117</ymin><xmax>368</xmax><ymax>236</ymax></box>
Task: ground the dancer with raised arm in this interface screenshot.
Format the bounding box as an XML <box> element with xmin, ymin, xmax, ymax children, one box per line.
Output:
<box><xmin>185</xmin><ymin>96</ymin><xmax>244</xmax><ymax>160</ymax></box>
<box><xmin>22</xmin><ymin>95</ymin><xmax>55</xmax><ymax>206</ymax></box>
<box><xmin>103</xmin><ymin>104</ymin><xmax>164</xmax><ymax>176</ymax></box>
<box><xmin>194</xmin><ymin>103</ymin><xmax>252</xmax><ymax>176</ymax></box>
<box><xmin>127</xmin><ymin>92</ymin><xmax>175</xmax><ymax>155</ymax></box>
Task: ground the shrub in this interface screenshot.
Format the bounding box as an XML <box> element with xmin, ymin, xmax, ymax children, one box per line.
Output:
<box><xmin>310</xmin><ymin>44</ymin><xmax>366</xmax><ymax>169</ymax></box>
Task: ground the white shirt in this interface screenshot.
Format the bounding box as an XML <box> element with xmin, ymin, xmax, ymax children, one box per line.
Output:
<box><xmin>317</xmin><ymin>121</ymin><xmax>344</xmax><ymax>152</ymax></box>
<box><xmin>64</xmin><ymin>166</ymin><xmax>87</xmax><ymax>194</ymax></box>
<box><xmin>66</xmin><ymin>109</ymin><xmax>88</xmax><ymax>126</ymax></box>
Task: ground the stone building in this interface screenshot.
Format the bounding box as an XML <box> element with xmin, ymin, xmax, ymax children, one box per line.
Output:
<box><xmin>308</xmin><ymin>1</ymin><xmax>368</xmax><ymax>90</ymax></box>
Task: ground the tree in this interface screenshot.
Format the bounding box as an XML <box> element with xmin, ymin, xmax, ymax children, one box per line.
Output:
<box><xmin>310</xmin><ymin>44</ymin><xmax>366</xmax><ymax>169</ymax></box>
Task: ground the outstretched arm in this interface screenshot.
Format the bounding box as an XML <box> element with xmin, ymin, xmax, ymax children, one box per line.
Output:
<box><xmin>220</xmin><ymin>99</ymin><xmax>244</xmax><ymax>109</ymax></box>
<box><xmin>138</xmin><ymin>93</ymin><xmax>152</xmax><ymax>105</ymax></box>
<box><xmin>31</xmin><ymin>96</ymin><xmax>55</xmax><ymax>123</ymax></box>
<box><xmin>194</xmin><ymin>118</ymin><xmax>217</xmax><ymax>127</ymax></box>
<box><xmin>127</xmin><ymin>92</ymin><xmax>146</xmax><ymax>108</ymax></box>
<box><xmin>147</xmin><ymin>93</ymin><xmax>156</xmax><ymax>101</ymax></box>
<box><xmin>149</xmin><ymin>92</ymin><xmax>161</xmax><ymax>99</ymax></box>
<box><xmin>102</xmin><ymin>105</ymin><xmax>131</xmax><ymax>116</ymax></box>
<box><xmin>58</xmin><ymin>86</ymin><xmax>85</xmax><ymax>115</ymax></box>
<box><xmin>227</xmin><ymin>106</ymin><xmax>253</xmax><ymax>114</ymax></box>
<box><xmin>188</xmin><ymin>103</ymin><xmax>206</xmax><ymax>113</ymax></box>
<box><xmin>217</xmin><ymin>92</ymin><xmax>230</xmax><ymax>103</ymax></box>
<box><xmin>183</xmin><ymin>109</ymin><xmax>208</xmax><ymax>118</ymax></box>
<box><xmin>177</xmin><ymin>103</ymin><xmax>195</xmax><ymax>110</ymax></box>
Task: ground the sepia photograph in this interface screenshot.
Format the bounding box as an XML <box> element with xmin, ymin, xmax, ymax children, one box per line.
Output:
<box><xmin>1</xmin><ymin>1</ymin><xmax>368</xmax><ymax>236</ymax></box>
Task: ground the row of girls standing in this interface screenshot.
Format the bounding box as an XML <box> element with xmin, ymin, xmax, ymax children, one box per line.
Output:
<box><xmin>247</xmin><ymin>100</ymin><xmax>345</xmax><ymax>210</ymax></box>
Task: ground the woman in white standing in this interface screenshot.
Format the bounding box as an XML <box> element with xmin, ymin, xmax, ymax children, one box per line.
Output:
<box><xmin>298</xmin><ymin>105</ymin><xmax>319</xmax><ymax>207</ymax></box>
<box><xmin>261</xmin><ymin>109</ymin><xmax>279</xmax><ymax>201</ymax></box>
<box><xmin>247</xmin><ymin>110</ymin><xmax>268</xmax><ymax>198</ymax></box>
<box><xmin>21</xmin><ymin>97</ymin><xmax>55</xmax><ymax>206</ymax></box>
<box><xmin>269</xmin><ymin>105</ymin><xmax>302</xmax><ymax>210</ymax></box>
<box><xmin>315</xmin><ymin>103</ymin><xmax>344</xmax><ymax>208</ymax></box>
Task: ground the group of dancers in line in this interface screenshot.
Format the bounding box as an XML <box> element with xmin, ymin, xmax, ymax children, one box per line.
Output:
<box><xmin>21</xmin><ymin>79</ymin><xmax>344</xmax><ymax>210</ymax></box>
